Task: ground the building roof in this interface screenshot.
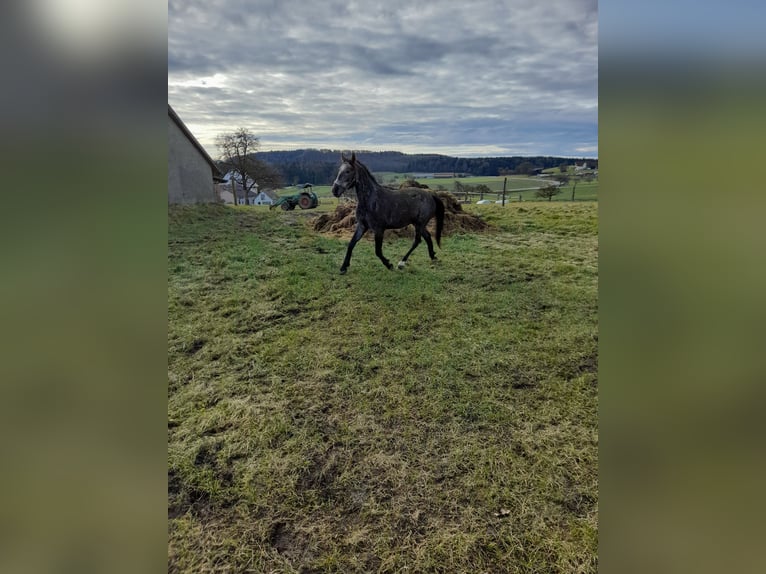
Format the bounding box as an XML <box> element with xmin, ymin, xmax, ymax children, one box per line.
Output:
<box><xmin>222</xmin><ymin>171</ymin><xmax>259</xmax><ymax>186</ymax></box>
<box><xmin>259</xmin><ymin>189</ymin><xmax>279</xmax><ymax>200</ymax></box>
<box><xmin>168</xmin><ymin>104</ymin><xmax>223</xmax><ymax>178</ymax></box>
<box><xmin>237</xmin><ymin>188</ymin><xmax>278</xmax><ymax>199</ymax></box>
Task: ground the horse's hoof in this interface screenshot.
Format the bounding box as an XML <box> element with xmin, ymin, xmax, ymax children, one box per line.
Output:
<box><xmin>397</xmin><ymin>261</ymin><xmax>406</xmax><ymax>269</ymax></box>
<box><xmin>339</xmin><ymin>267</ymin><xmax>347</xmax><ymax>275</ymax></box>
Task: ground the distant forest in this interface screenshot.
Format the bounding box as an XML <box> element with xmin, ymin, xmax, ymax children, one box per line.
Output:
<box><xmin>254</xmin><ymin>149</ymin><xmax>598</xmax><ymax>186</ymax></box>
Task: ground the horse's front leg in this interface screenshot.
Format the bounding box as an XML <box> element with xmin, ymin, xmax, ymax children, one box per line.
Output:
<box><xmin>398</xmin><ymin>225</ymin><xmax>423</xmax><ymax>268</ymax></box>
<box><xmin>374</xmin><ymin>231</ymin><xmax>393</xmax><ymax>270</ymax></box>
<box><xmin>340</xmin><ymin>222</ymin><xmax>367</xmax><ymax>274</ymax></box>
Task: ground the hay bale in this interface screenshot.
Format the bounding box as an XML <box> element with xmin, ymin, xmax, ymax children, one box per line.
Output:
<box><xmin>312</xmin><ymin>204</ymin><xmax>356</xmax><ymax>234</ymax></box>
<box><xmin>434</xmin><ymin>190</ymin><xmax>465</xmax><ymax>213</ymax></box>
<box><xmin>399</xmin><ymin>179</ymin><xmax>430</xmax><ymax>189</ymax></box>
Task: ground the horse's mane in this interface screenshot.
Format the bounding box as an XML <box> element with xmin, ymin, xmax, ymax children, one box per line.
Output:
<box><xmin>351</xmin><ymin>159</ymin><xmax>381</xmax><ymax>194</ymax></box>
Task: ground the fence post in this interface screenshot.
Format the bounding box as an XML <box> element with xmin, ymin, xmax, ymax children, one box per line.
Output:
<box><xmin>502</xmin><ymin>177</ymin><xmax>507</xmax><ymax>206</ymax></box>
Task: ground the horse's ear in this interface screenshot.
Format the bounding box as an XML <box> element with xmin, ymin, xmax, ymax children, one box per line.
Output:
<box><xmin>350</xmin><ymin>151</ymin><xmax>356</xmax><ymax>164</ymax></box>
<box><xmin>341</xmin><ymin>152</ymin><xmax>348</xmax><ymax>163</ymax></box>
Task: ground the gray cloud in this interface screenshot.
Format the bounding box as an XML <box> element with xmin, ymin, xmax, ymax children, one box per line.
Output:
<box><xmin>169</xmin><ymin>0</ymin><xmax>598</xmax><ymax>157</ymax></box>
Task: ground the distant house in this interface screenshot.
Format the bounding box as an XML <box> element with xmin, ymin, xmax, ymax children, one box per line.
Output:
<box><xmin>215</xmin><ymin>172</ymin><xmax>277</xmax><ymax>205</ymax></box>
<box><xmin>167</xmin><ymin>104</ymin><xmax>223</xmax><ymax>204</ymax></box>
<box><xmin>219</xmin><ymin>186</ymin><xmax>279</xmax><ymax>206</ymax></box>
<box><xmin>221</xmin><ymin>171</ymin><xmax>253</xmax><ymax>194</ymax></box>
<box><xmin>252</xmin><ymin>189</ymin><xmax>279</xmax><ymax>205</ymax></box>
<box><xmin>237</xmin><ymin>189</ymin><xmax>260</xmax><ymax>206</ymax></box>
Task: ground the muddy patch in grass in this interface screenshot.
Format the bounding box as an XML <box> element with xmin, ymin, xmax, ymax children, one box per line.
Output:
<box><xmin>296</xmin><ymin>445</ymin><xmax>354</xmax><ymax>504</ymax></box>
<box><xmin>183</xmin><ymin>338</ymin><xmax>206</xmax><ymax>355</ymax></box>
<box><xmin>168</xmin><ymin>469</ymin><xmax>211</xmax><ymax>519</ymax></box>
<box><xmin>268</xmin><ymin>521</ymin><xmax>318</xmax><ymax>566</ymax></box>
<box><xmin>561</xmin><ymin>492</ymin><xmax>597</xmax><ymax>517</ymax></box>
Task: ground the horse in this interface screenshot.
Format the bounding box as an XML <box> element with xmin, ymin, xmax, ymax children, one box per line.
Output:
<box><xmin>330</xmin><ymin>152</ymin><xmax>445</xmax><ymax>275</ymax></box>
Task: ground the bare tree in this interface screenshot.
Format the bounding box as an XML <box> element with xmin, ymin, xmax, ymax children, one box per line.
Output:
<box><xmin>475</xmin><ymin>184</ymin><xmax>492</xmax><ymax>200</ymax></box>
<box><xmin>248</xmin><ymin>157</ymin><xmax>284</xmax><ymax>192</ymax></box>
<box><xmin>535</xmin><ymin>184</ymin><xmax>562</xmax><ymax>202</ymax></box>
<box><xmin>216</xmin><ymin>128</ymin><xmax>282</xmax><ymax>204</ymax></box>
<box><xmin>454</xmin><ymin>180</ymin><xmax>467</xmax><ymax>200</ymax></box>
<box><xmin>569</xmin><ymin>174</ymin><xmax>580</xmax><ymax>201</ymax></box>
<box><xmin>556</xmin><ymin>173</ymin><xmax>570</xmax><ymax>200</ymax></box>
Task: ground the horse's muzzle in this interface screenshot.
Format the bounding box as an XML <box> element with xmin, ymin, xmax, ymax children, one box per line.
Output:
<box><xmin>331</xmin><ymin>183</ymin><xmax>342</xmax><ymax>197</ymax></box>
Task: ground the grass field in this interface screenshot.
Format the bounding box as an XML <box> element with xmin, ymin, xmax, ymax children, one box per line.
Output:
<box><xmin>279</xmin><ymin>177</ymin><xmax>598</xmax><ymax>203</ymax></box>
<box><xmin>168</xmin><ymin>202</ymin><xmax>598</xmax><ymax>573</ymax></box>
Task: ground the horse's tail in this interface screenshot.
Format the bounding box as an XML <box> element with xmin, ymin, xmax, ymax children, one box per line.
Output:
<box><xmin>433</xmin><ymin>195</ymin><xmax>444</xmax><ymax>248</ymax></box>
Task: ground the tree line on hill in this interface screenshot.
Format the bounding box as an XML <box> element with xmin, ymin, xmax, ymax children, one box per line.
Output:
<box><xmin>213</xmin><ymin>127</ymin><xmax>598</xmax><ymax>194</ymax></box>
<box><xmin>255</xmin><ymin>149</ymin><xmax>597</xmax><ymax>186</ymax></box>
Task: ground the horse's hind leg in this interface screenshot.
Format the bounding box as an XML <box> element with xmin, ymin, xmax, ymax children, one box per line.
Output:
<box><xmin>421</xmin><ymin>227</ymin><xmax>437</xmax><ymax>260</ymax></box>
<box><xmin>398</xmin><ymin>227</ymin><xmax>423</xmax><ymax>269</ymax></box>
<box><xmin>374</xmin><ymin>231</ymin><xmax>393</xmax><ymax>270</ymax></box>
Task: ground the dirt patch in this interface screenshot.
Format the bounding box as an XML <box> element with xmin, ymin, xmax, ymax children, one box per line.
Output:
<box><xmin>268</xmin><ymin>521</ymin><xmax>318</xmax><ymax>565</ymax></box>
<box><xmin>183</xmin><ymin>338</ymin><xmax>206</xmax><ymax>355</ymax></box>
<box><xmin>311</xmin><ymin>191</ymin><xmax>490</xmax><ymax>239</ymax></box>
<box><xmin>562</xmin><ymin>492</ymin><xmax>597</xmax><ymax>517</ymax></box>
<box><xmin>269</xmin><ymin>521</ymin><xmax>293</xmax><ymax>554</ymax></box>
<box><xmin>296</xmin><ymin>445</ymin><xmax>349</xmax><ymax>503</ymax></box>
<box><xmin>168</xmin><ymin>468</ymin><xmax>211</xmax><ymax>519</ymax></box>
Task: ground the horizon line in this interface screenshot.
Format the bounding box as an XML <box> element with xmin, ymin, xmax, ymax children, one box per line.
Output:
<box><xmin>256</xmin><ymin>147</ymin><xmax>599</xmax><ymax>160</ymax></box>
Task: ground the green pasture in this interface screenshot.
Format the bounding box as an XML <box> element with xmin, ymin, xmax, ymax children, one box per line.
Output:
<box><xmin>275</xmin><ymin>175</ymin><xmax>598</xmax><ymax>204</ymax></box>
<box><xmin>169</xmin><ymin>202</ymin><xmax>598</xmax><ymax>573</ymax></box>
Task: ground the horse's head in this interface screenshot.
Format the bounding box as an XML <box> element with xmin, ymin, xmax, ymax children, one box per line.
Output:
<box><xmin>331</xmin><ymin>152</ymin><xmax>357</xmax><ymax>197</ymax></box>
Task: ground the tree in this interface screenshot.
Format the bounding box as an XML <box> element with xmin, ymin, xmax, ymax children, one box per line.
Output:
<box><xmin>248</xmin><ymin>157</ymin><xmax>284</xmax><ymax>191</ymax></box>
<box><xmin>475</xmin><ymin>184</ymin><xmax>492</xmax><ymax>200</ymax></box>
<box><xmin>216</xmin><ymin>129</ymin><xmax>283</xmax><ymax>204</ymax></box>
<box><xmin>516</xmin><ymin>161</ymin><xmax>535</xmax><ymax>175</ymax></box>
<box><xmin>535</xmin><ymin>184</ymin><xmax>562</xmax><ymax>202</ymax></box>
<box><xmin>556</xmin><ymin>173</ymin><xmax>571</xmax><ymax>200</ymax></box>
<box><xmin>569</xmin><ymin>174</ymin><xmax>580</xmax><ymax>201</ymax></box>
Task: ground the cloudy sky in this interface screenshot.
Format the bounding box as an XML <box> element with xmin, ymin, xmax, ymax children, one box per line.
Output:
<box><xmin>169</xmin><ymin>0</ymin><xmax>598</xmax><ymax>158</ymax></box>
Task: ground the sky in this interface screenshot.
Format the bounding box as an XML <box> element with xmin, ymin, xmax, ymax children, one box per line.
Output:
<box><xmin>168</xmin><ymin>0</ymin><xmax>598</xmax><ymax>159</ymax></box>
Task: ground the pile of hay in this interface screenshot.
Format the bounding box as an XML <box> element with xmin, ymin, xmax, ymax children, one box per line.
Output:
<box><xmin>398</xmin><ymin>179</ymin><xmax>430</xmax><ymax>189</ymax></box>
<box><xmin>311</xmin><ymin>191</ymin><xmax>490</xmax><ymax>239</ymax></box>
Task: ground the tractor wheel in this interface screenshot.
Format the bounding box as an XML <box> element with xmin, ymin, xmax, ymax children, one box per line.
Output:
<box><xmin>298</xmin><ymin>194</ymin><xmax>312</xmax><ymax>209</ymax></box>
<box><xmin>280</xmin><ymin>202</ymin><xmax>291</xmax><ymax>211</ymax></box>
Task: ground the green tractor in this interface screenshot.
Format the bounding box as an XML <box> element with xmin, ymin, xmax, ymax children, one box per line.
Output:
<box><xmin>270</xmin><ymin>184</ymin><xmax>319</xmax><ymax>211</ymax></box>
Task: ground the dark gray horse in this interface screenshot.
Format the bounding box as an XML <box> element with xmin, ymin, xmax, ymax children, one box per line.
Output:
<box><xmin>331</xmin><ymin>152</ymin><xmax>445</xmax><ymax>274</ymax></box>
